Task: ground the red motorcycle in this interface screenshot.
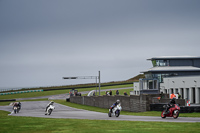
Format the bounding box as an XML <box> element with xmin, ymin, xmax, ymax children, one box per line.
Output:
<box><xmin>161</xmin><ymin>104</ymin><xmax>180</xmax><ymax>119</ymax></box>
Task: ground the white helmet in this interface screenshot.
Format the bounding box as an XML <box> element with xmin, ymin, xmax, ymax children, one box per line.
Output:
<box><xmin>116</xmin><ymin>99</ymin><xmax>120</xmax><ymax>103</ymax></box>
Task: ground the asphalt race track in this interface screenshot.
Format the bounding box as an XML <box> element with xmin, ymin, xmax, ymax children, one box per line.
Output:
<box><xmin>0</xmin><ymin>101</ymin><xmax>200</xmax><ymax>123</ymax></box>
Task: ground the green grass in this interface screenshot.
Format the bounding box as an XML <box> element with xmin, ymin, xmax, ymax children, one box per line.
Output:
<box><xmin>55</xmin><ymin>100</ymin><xmax>200</xmax><ymax>117</ymax></box>
<box><xmin>0</xmin><ymin>89</ymin><xmax>68</xmax><ymax>100</ymax></box>
<box><xmin>0</xmin><ymin>101</ymin><xmax>13</xmax><ymax>106</ymax></box>
<box><xmin>0</xmin><ymin>110</ymin><xmax>199</xmax><ymax>133</ymax></box>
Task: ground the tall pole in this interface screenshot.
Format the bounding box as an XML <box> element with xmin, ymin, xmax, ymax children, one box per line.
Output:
<box><xmin>99</xmin><ymin>71</ymin><xmax>101</xmax><ymax>96</ymax></box>
<box><xmin>96</xmin><ymin>77</ymin><xmax>97</xmax><ymax>95</ymax></box>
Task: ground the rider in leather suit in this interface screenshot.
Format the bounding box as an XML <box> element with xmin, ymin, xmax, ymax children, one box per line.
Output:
<box><xmin>164</xmin><ymin>97</ymin><xmax>176</xmax><ymax>114</ymax></box>
<box><xmin>110</xmin><ymin>99</ymin><xmax>120</xmax><ymax>113</ymax></box>
<box><xmin>45</xmin><ymin>101</ymin><xmax>54</xmax><ymax>112</ymax></box>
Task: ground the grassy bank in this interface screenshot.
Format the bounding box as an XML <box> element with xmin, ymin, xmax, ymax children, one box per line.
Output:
<box><xmin>0</xmin><ymin>110</ymin><xmax>199</xmax><ymax>133</ymax></box>
<box><xmin>2</xmin><ymin>80</ymin><xmax>136</xmax><ymax>93</ymax></box>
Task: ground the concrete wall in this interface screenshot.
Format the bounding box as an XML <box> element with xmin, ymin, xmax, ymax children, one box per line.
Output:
<box><xmin>151</xmin><ymin>97</ymin><xmax>185</xmax><ymax>106</ymax></box>
<box><xmin>70</xmin><ymin>94</ymin><xmax>171</xmax><ymax>112</ymax></box>
<box><xmin>133</xmin><ymin>82</ymin><xmax>143</xmax><ymax>95</ymax></box>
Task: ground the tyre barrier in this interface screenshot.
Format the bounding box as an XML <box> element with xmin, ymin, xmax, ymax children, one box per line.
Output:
<box><xmin>0</xmin><ymin>89</ymin><xmax>43</xmax><ymax>95</ymax></box>
<box><xmin>0</xmin><ymin>99</ymin><xmax>16</xmax><ymax>102</ymax></box>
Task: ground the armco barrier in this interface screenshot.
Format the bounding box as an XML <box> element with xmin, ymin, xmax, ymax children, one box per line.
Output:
<box><xmin>0</xmin><ymin>90</ymin><xmax>43</xmax><ymax>95</ymax></box>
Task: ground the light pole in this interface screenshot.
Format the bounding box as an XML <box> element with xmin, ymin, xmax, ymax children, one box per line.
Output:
<box><xmin>98</xmin><ymin>71</ymin><xmax>101</xmax><ymax>95</ymax></box>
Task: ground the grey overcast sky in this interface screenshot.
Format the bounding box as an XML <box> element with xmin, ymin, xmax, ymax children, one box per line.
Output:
<box><xmin>0</xmin><ymin>0</ymin><xmax>200</xmax><ymax>89</ymax></box>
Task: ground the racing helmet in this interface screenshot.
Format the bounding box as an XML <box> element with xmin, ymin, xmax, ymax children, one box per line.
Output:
<box><xmin>116</xmin><ymin>99</ymin><xmax>120</xmax><ymax>103</ymax></box>
<box><xmin>171</xmin><ymin>97</ymin><xmax>176</xmax><ymax>103</ymax></box>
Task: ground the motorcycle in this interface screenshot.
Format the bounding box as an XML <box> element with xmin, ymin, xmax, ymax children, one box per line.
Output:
<box><xmin>161</xmin><ymin>104</ymin><xmax>180</xmax><ymax>119</ymax></box>
<box><xmin>45</xmin><ymin>105</ymin><xmax>55</xmax><ymax>115</ymax></box>
<box><xmin>13</xmin><ymin>105</ymin><xmax>20</xmax><ymax>114</ymax></box>
<box><xmin>108</xmin><ymin>103</ymin><xmax>122</xmax><ymax>117</ymax></box>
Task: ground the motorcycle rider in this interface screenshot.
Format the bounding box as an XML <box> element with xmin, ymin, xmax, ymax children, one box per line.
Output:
<box><xmin>110</xmin><ymin>99</ymin><xmax>120</xmax><ymax>113</ymax></box>
<box><xmin>18</xmin><ymin>102</ymin><xmax>21</xmax><ymax>110</ymax></box>
<box><xmin>164</xmin><ymin>97</ymin><xmax>176</xmax><ymax>114</ymax></box>
<box><xmin>13</xmin><ymin>102</ymin><xmax>18</xmax><ymax>109</ymax></box>
<box><xmin>45</xmin><ymin>101</ymin><xmax>54</xmax><ymax>112</ymax></box>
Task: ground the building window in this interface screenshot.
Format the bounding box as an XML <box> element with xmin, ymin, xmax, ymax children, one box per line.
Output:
<box><xmin>152</xmin><ymin>60</ymin><xmax>169</xmax><ymax>67</ymax></box>
<box><xmin>145</xmin><ymin>73</ymin><xmax>153</xmax><ymax>79</ymax></box>
<box><xmin>153</xmin><ymin>74</ymin><xmax>170</xmax><ymax>82</ymax></box>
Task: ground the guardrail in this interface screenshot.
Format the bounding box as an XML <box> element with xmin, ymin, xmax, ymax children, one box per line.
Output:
<box><xmin>0</xmin><ymin>90</ymin><xmax>43</xmax><ymax>95</ymax></box>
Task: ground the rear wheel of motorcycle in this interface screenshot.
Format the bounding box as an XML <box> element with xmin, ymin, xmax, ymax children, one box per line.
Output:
<box><xmin>14</xmin><ymin>110</ymin><xmax>17</xmax><ymax>114</ymax></box>
<box><xmin>161</xmin><ymin>111</ymin><xmax>166</xmax><ymax>118</ymax></box>
<box><xmin>108</xmin><ymin>112</ymin><xmax>111</xmax><ymax>117</ymax></box>
<box><xmin>173</xmin><ymin>111</ymin><xmax>179</xmax><ymax>119</ymax></box>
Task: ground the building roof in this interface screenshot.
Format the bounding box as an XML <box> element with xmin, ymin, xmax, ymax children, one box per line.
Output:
<box><xmin>141</xmin><ymin>66</ymin><xmax>200</xmax><ymax>73</ymax></box>
<box><xmin>147</xmin><ymin>56</ymin><xmax>200</xmax><ymax>60</ymax></box>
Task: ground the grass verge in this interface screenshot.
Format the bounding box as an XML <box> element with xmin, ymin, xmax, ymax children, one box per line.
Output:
<box><xmin>0</xmin><ymin>110</ymin><xmax>200</xmax><ymax>133</ymax></box>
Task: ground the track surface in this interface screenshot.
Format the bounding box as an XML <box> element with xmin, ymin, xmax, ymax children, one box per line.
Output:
<box><xmin>0</xmin><ymin>101</ymin><xmax>200</xmax><ymax>123</ymax></box>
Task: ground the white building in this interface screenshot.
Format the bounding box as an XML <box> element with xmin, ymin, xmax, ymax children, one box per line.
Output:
<box><xmin>134</xmin><ymin>56</ymin><xmax>200</xmax><ymax>104</ymax></box>
<box><xmin>160</xmin><ymin>76</ymin><xmax>200</xmax><ymax>104</ymax></box>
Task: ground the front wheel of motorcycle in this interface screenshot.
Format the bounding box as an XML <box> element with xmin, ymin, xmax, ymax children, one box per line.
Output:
<box><xmin>115</xmin><ymin>111</ymin><xmax>120</xmax><ymax>117</ymax></box>
<box><xmin>161</xmin><ymin>111</ymin><xmax>166</xmax><ymax>118</ymax></box>
<box><xmin>108</xmin><ymin>112</ymin><xmax>112</xmax><ymax>117</ymax></box>
<box><xmin>173</xmin><ymin>110</ymin><xmax>179</xmax><ymax>119</ymax></box>
<box><xmin>48</xmin><ymin>109</ymin><xmax>52</xmax><ymax>115</ymax></box>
